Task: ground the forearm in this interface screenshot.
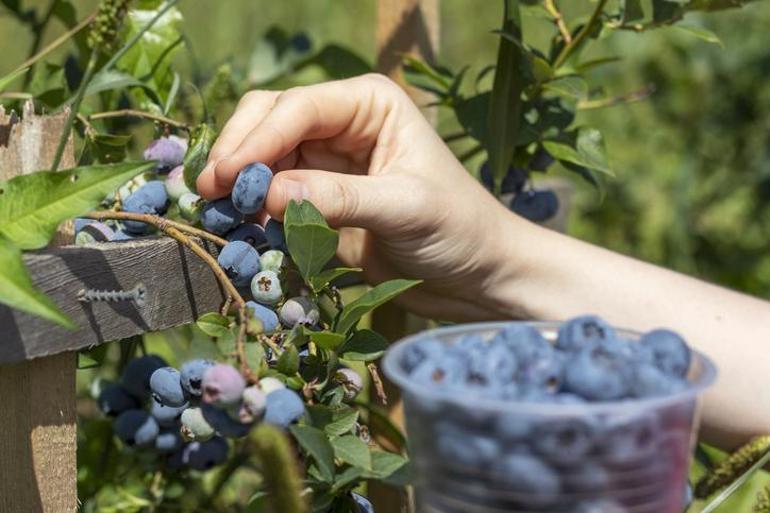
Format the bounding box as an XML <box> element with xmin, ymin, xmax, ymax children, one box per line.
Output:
<box><xmin>494</xmin><ymin>216</ymin><xmax>770</xmax><ymax>449</ymax></box>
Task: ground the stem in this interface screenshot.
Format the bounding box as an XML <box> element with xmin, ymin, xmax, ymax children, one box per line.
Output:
<box><xmin>22</xmin><ymin>0</ymin><xmax>58</xmax><ymax>88</ymax></box>
<box><xmin>577</xmin><ymin>84</ymin><xmax>655</xmax><ymax>110</ymax></box>
<box><xmin>552</xmin><ymin>0</ymin><xmax>608</xmax><ymax>69</ymax></box>
<box><xmin>543</xmin><ymin>0</ymin><xmax>572</xmax><ymax>44</ymax></box>
<box><xmin>84</xmin><ymin>211</ymin><xmax>228</xmax><ymax>247</ymax></box>
<box><xmin>236</xmin><ymin>308</ymin><xmax>258</xmax><ymax>384</ymax></box>
<box><xmin>88</xmin><ymin>109</ymin><xmax>189</xmax><ymax>130</ymax></box>
<box><xmin>367</xmin><ymin>363</ymin><xmax>388</xmax><ymax>406</ymax></box>
<box><xmin>51</xmin><ymin>52</ymin><xmax>98</xmax><ymax>171</ymax></box>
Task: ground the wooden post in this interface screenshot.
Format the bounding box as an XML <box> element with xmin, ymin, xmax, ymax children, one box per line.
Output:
<box><xmin>373</xmin><ymin>2</ymin><xmax>439</xmax><ymax>512</ymax></box>
<box><xmin>0</xmin><ymin>102</ymin><xmax>78</xmax><ymax>513</ymax></box>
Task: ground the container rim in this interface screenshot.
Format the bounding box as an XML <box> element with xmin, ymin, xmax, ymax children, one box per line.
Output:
<box><xmin>382</xmin><ymin>321</ymin><xmax>718</xmax><ymax>416</ymax></box>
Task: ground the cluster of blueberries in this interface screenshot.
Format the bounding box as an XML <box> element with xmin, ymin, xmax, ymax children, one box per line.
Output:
<box><xmin>97</xmin><ymin>356</ymin><xmax>306</xmax><ymax>470</ymax></box>
<box><xmin>480</xmin><ymin>149</ymin><xmax>560</xmax><ymax>223</ymax></box>
<box><xmin>401</xmin><ymin>316</ymin><xmax>695</xmax><ymax>513</ymax></box>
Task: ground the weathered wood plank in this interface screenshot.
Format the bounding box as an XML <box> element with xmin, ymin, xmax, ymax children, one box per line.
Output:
<box><xmin>0</xmin><ymin>237</ymin><xmax>227</xmax><ymax>365</ymax></box>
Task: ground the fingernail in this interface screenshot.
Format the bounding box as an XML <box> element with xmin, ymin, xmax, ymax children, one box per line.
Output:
<box><xmin>282</xmin><ymin>179</ymin><xmax>310</xmax><ymax>202</ymax></box>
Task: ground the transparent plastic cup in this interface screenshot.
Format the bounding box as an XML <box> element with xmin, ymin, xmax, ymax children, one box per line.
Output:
<box><xmin>382</xmin><ymin>321</ymin><xmax>717</xmax><ymax>513</ymax></box>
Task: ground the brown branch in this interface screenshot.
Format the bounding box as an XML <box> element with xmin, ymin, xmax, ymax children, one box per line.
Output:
<box><xmin>84</xmin><ymin>211</ymin><xmax>228</xmax><ymax>247</ymax></box>
<box><xmin>577</xmin><ymin>84</ymin><xmax>655</xmax><ymax>110</ymax></box>
<box><xmin>553</xmin><ymin>0</ymin><xmax>608</xmax><ymax>69</ymax></box>
<box><xmin>236</xmin><ymin>308</ymin><xmax>258</xmax><ymax>384</ymax></box>
<box><xmin>543</xmin><ymin>0</ymin><xmax>572</xmax><ymax>44</ymax></box>
<box><xmin>367</xmin><ymin>363</ymin><xmax>388</xmax><ymax>406</ymax></box>
<box><xmin>88</xmin><ymin>109</ymin><xmax>190</xmax><ymax>130</ymax></box>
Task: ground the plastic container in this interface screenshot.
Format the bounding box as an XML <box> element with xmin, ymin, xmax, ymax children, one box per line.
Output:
<box><xmin>382</xmin><ymin>321</ymin><xmax>717</xmax><ymax>513</ymax></box>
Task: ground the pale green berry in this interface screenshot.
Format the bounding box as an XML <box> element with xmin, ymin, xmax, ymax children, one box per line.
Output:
<box><xmin>259</xmin><ymin>250</ymin><xmax>285</xmax><ymax>273</ymax></box>
<box><xmin>179</xmin><ymin>192</ymin><xmax>203</xmax><ymax>222</ymax></box>
<box><xmin>239</xmin><ymin>386</ymin><xmax>267</xmax><ymax>423</ymax></box>
<box><xmin>250</xmin><ymin>270</ymin><xmax>283</xmax><ymax>305</ymax></box>
<box><xmin>259</xmin><ymin>377</ymin><xmax>286</xmax><ymax>395</ymax></box>
<box><xmin>180</xmin><ymin>407</ymin><xmax>215</xmax><ymax>442</ymax></box>
<box><xmin>165</xmin><ymin>165</ymin><xmax>191</xmax><ymax>201</ymax></box>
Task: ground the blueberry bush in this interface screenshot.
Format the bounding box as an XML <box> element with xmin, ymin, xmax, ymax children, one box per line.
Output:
<box><xmin>0</xmin><ymin>0</ymin><xmax>768</xmax><ymax>512</ymax></box>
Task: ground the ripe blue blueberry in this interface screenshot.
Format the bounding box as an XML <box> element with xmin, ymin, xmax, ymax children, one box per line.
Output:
<box><xmin>74</xmin><ymin>218</ymin><xmax>94</xmax><ymax>233</ymax></box>
<box><xmin>121</xmin><ymin>196</ymin><xmax>155</xmax><ymax>234</ymax></box>
<box><xmin>411</xmin><ymin>352</ymin><xmax>467</xmax><ymax>390</ymax></box>
<box><xmin>556</xmin><ymin>315</ymin><xmax>616</xmax><ymax>353</ymax></box>
<box><xmin>516</xmin><ymin>344</ymin><xmax>565</xmax><ymax>392</ymax></box>
<box><xmin>630</xmin><ymin>363</ymin><xmax>687</xmax><ymax>398</ymax></box>
<box><xmin>469</xmin><ymin>342</ymin><xmax>517</xmax><ymax>386</ymax></box>
<box><xmin>150</xmin><ymin>366</ymin><xmax>187</xmax><ymax>407</ymax></box>
<box><xmin>143</xmin><ymin>135</ymin><xmax>187</xmax><ymax>173</ymax></box>
<box><xmin>178</xmin><ymin>192</ymin><xmax>203</xmax><ymax>222</ymax></box>
<box><xmin>217</xmin><ymin>240</ymin><xmax>261</xmax><ymax>288</ymax></box>
<box><xmin>200</xmin><ymin>198</ymin><xmax>244</xmax><ymax>235</ymax></box>
<box><xmin>201</xmin><ymin>404</ymin><xmax>252</xmax><ymax>438</ymax></box>
<box><xmin>202</xmin><ymin>364</ymin><xmax>246</xmax><ymax>407</ymax></box>
<box><xmin>185</xmin><ymin>436</ymin><xmax>229</xmax><ymax>470</ymax></box>
<box><xmin>563</xmin><ymin>343</ymin><xmax>632</xmax><ymax>401</ymax></box>
<box><xmin>132</xmin><ymin>181</ymin><xmax>169</xmax><ymax>213</ymax></box>
<box><xmin>154</xmin><ymin>429</ymin><xmax>183</xmax><ymax>453</ymax></box>
<box><xmin>491</xmin><ymin>453</ymin><xmax>561</xmax><ymax>507</ymax></box>
<box><xmin>600</xmin><ymin>413</ymin><xmax>660</xmax><ymax>464</ymax></box>
<box><xmin>164</xmin><ymin>165</ymin><xmax>191</xmax><ymax>201</ymax></box>
<box><xmin>279</xmin><ymin>297</ymin><xmax>320</xmax><ymax>328</ymax></box>
<box><xmin>97</xmin><ymin>383</ymin><xmax>140</xmax><ymax>416</ymax></box>
<box><xmin>435</xmin><ymin>422</ymin><xmax>497</xmax><ymax>469</ymax></box>
<box><xmin>121</xmin><ymin>355</ymin><xmax>167</xmax><ymax>399</ymax></box>
<box><xmin>250</xmin><ymin>270</ymin><xmax>283</xmax><ymax>305</ymax></box>
<box><xmin>639</xmin><ymin>329</ymin><xmax>691</xmax><ymax>378</ymax></box>
<box><xmin>75</xmin><ymin>221</ymin><xmax>115</xmax><ymax>245</ymax></box>
<box><xmin>529</xmin><ymin>147</ymin><xmax>554</xmax><ymax>171</ymax></box>
<box><xmin>151</xmin><ymin>401</ymin><xmax>187</xmax><ymax>427</ymax></box>
<box><xmin>264</xmin><ymin>388</ymin><xmax>305</xmax><ymax>428</ymax></box>
<box><xmin>112</xmin><ymin>229</ymin><xmax>137</xmax><ymax>241</ymax></box>
<box><xmin>264</xmin><ymin>219</ymin><xmax>287</xmax><ymax>252</ymax></box>
<box><xmin>351</xmin><ymin>493</ymin><xmax>374</xmax><ymax>513</ymax></box>
<box><xmin>401</xmin><ymin>338</ymin><xmax>444</xmax><ymax>372</ymax></box>
<box><xmin>532</xmin><ymin>417</ymin><xmax>596</xmax><ymax>464</ymax></box>
<box><xmin>232</xmin><ymin>162</ymin><xmax>273</xmax><ymax>214</ymax></box>
<box><xmin>180</xmin><ymin>406</ymin><xmax>215</xmax><ymax>441</ymax></box>
<box><xmin>563</xmin><ymin>462</ymin><xmax>611</xmax><ymax>493</ymax></box>
<box><xmin>114</xmin><ymin>409</ymin><xmax>160</xmax><ymax>447</ymax></box>
<box><xmin>479</xmin><ymin>161</ymin><xmax>528</xmax><ymax>194</ymax></box>
<box><xmin>227</xmin><ymin>223</ymin><xmax>268</xmax><ymax>249</ymax></box>
<box><xmin>510</xmin><ymin>189</ymin><xmax>559</xmax><ymax>222</ymax></box>
<box><xmin>245</xmin><ymin>301</ymin><xmax>279</xmax><ymax>333</ymax></box>
<box><xmin>259</xmin><ymin>249</ymin><xmax>285</xmax><ymax>273</ymax></box>
<box><xmin>180</xmin><ymin>359</ymin><xmax>216</xmax><ymax>397</ymax></box>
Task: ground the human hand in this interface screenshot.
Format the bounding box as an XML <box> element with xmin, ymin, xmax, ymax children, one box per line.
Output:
<box><xmin>197</xmin><ymin>74</ymin><xmax>528</xmax><ymax>320</ymax></box>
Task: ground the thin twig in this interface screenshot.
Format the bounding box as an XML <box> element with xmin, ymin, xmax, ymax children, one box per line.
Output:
<box><xmin>258</xmin><ymin>334</ymin><xmax>284</xmax><ymax>357</ymax></box>
<box><xmin>552</xmin><ymin>0</ymin><xmax>608</xmax><ymax>69</ymax></box>
<box><xmin>367</xmin><ymin>363</ymin><xmax>388</xmax><ymax>406</ymax></box>
<box><xmin>236</xmin><ymin>308</ymin><xmax>258</xmax><ymax>384</ymax></box>
<box><xmin>84</xmin><ymin>210</ymin><xmax>228</xmax><ymax>247</ymax></box>
<box><xmin>22</xmin><ymin>0</ymin><xmax>59</xmax><ymax>87</ymax></box>
<box><xmin>220</xmin><ymin>295</ymin><xmax>233</xmax><ymax>316</ymax></box>
<box><xmin>577</xmin><ymin>84</ymin><xmax>655</xmax><ymax>110</ymax></box>
<box><xmin>88</xmin><ymin>109</ymin><xmax>190</xmax><ymax>130</ymax></box>
<box><xmin>543</xmin><ymin>0</ymin><xmax>572</xmax><ymax>44</ymax></box>
<box><xmin>0</xmin><ymin>92</ymin><xmax>34</xmax><ymax>100</ymax></box>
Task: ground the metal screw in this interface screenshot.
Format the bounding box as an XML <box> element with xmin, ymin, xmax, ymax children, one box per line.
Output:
<box><xmin>77</xmin><ymin>283</ymin><xmax>146</xmax><ymax>307</ymax></box>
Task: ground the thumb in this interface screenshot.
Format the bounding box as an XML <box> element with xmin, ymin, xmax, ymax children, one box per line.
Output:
<box><xmin>265</xmin><ymin>169</ymin><xmax>398</xmax><ymax>229</ymax></box>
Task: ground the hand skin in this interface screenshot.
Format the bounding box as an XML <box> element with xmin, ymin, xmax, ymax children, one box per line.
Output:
<box><xmin>198</xmin><ymin>73</ymin><xmax>770</xmax><ymax>450</ymax></box>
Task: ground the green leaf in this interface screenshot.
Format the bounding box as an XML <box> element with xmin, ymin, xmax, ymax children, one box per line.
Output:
<box><xmin>332</xmin><ymin>435</ymin><xmax>371</xmax><ymax>470</ymax></box>
<box><xmin>196</xmin><ymin>312</ymin><xmax>231</xmax><ymax>337</ymax></box>
<box><xmin>276</xmin><ymin>344</ymin><xmax>300</xmax><ymax>375</ymax></box>
<box><xmin>284</xmin><ymin>200</ymin><xmax>339</xmax><ymax>281</ymax></box>
<box><xmin>289</xmin><ymin>425</ymin><xmax>336</xmax><ymax>483</ymax></box>
<box><xmin>486</xmin><ymin>0</ymin><xmax>527</xmax><ymax>193</ymax></box>
<box><xmin>543</xmin><ymin>128</ymin><xmax>613</xmax><ymax>176</ymax></box>
<box><xmin>364</xmin><ymin>451</ymin><xmax>409</xmax><ymax>481</ymax></box>
<box><xmin>307</xmin><ymin>405</ymin><xmax>359</xmax><ymax>437</ymax></box>
<box><xmin>0</xmin><ymin>162</ymin><xmax>155</xmax><ymax>250</ymax></box>
<box><xmin>87</xmin><ymin>133</ymin><xmax>132</xmax><ymax>164</ymax></box>
<box><xmin>309</xmin><ymin>267</ymin><xmax>361</xmax><ymax>292</ymax></box>
<box><xmin>542</xmin><ymin>75</ymin><xmax>588</xmax><ymax>100</ymax></box>
<box><xmin>652</xmin><ymin>0</ymin><xmax>685</xmax><ymax>23</ymax></box>
<box><xmin>183</xmin><ymin>124</ymin><xmax>216</xmax><ymax>192</ymax></box>
<box><xmin>340</xmin><ymin>329</ymin><xmax>388</xmax><ymax>361</ymax></box>
<box><xmin>0</xmin><ymin>66</ymin><xmax>29</xmax><ymax>93</ymax></box>
<box><xmin>0</xmin><ymin>241</ymin><xmax>76</xmax><ymax>328</ymax></box>
<box><xmin>244</xmin><ymin>342</ymin><xmax>266</xmax><ymax>375</ymax></box>
<box><xmin>331</xmin><ymin>466</ymin><xmax>365</xmax><ymax>493</ymax></box>
<box><xmin>674</xmin><ymin>24</ymin><xmax>724</xmax><ymax>47</ymax></box>
<box><xmin>623</xmin><ymin>0</ymin><xmax>645</xmax><ymax>23</ymax></box>
<box><xmin>295</xmin><ymin>44</ymin><xmax>372</xmax><ymax>79</ymax></box>
<box><xmin>575</xmin><ymin>56</ymin><xmax>622</xmax><ymax>73</ymax></box>
<box><xmin>336</xmin><ymin>279</ymin><xmax>421</xmax><ymax>334</ymax></box>
<box><xmin>85</xmin><ymin>70</ymin><xmax>162</xmax><ymax>105</ymax></box>
<box><xmin>305</xmin><ymin>329</ymin><xmax>346</xmax><ymax>351</ymax></box>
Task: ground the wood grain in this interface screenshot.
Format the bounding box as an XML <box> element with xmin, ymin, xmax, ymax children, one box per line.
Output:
<box><xmin>0</xmin><ymin>237</ymin><xmax>227</xmax><ymax>365</ymax></box>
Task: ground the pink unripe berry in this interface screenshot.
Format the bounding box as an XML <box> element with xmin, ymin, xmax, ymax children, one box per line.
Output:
<box><xmin>202</xmin><ymin>364</ymin><xmax>246</xmax><ymax>407</ymax></box>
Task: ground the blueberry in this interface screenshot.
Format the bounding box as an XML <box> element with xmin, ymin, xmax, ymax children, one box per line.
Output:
<box><xmin>494</xmin><ymin>412</ymin><xmax>532</xmax><ymax>441</ymax></box>
<box><xmin>279</xmin><ymin>297</ymin><xmax>320</xmax><ymax>328</ymax></box>
<box><xmin>532</xmin><ymin>417</ymin><xmax>596</xmax><ymax>464</ymax></box>
<box><xmin>232</xmin><ymin>162</ymin><xmax>273</xmax><ymax>214</ymax></box>
<box><xmin>97</xmin><ymin>383</ymin><xmax>140</xmax><ymax>416</ymax></box>
<box><xmin>202</xmin><ymin>364</ymin><xmax>246</xmax><ymax>407</ymax></box>
<box><xmin>151</xmin><ymin>401</ymin><xmax>187</xmax><ymax>427</ymax></box>
<box><xmin>185</xmin><ymin>437</ymin><xmax>229</xmax><ymax>470</ymax></box>
<box><xmin>435</xmin><ymin>422</ymin><xmax>497</xmax><ymax>469</ymax></box>
<box><xmin>630</xmin><ymin>363</ymin><xmax>687</xmax><ymax>398</ymax></box>
<box><xmin>131</xmin><ymin>181</ymin><xmax>169</xmax><ymax>213</ymax></box>
<box><xmin>239</xmin><ymin>386</ymin><xmax>267</xmax><ymax>423</ymax></box>
<box><xmin>121</xmin><ymin>195</ymin><xmax>155</xmax><ymax>233</ymax></box>
<box><xmin>180</xmin><ymin>406</ymin><xmax>216</xmax><ymax>441</ymax></box>
<box><xmin>290</xmin><ymin>33</ymin><xmax>312</xmax><ymax>53</ymax></box>
<box><xmin>178</xmin><ymin>192</ymin><xmax>203</xmax><ymax>222</ymax></box>
<box><xmin>180</xmin><ymin>359</ymin><xmax>215</xmax><ymax>397</ymax></box>
<box><xmin>200</xmin><ymin>198</ymin><xmax>244</xmax><ymax>235</ymax></box>
<box><xmin>250</xmin><ymin>270</ymin><xmax>283</xmax><ymax>305</ymax></box>
<box><xmin>154</xmin><ymin>429</ymin><xmax>183</xmax><ymax>453</ymax></box>
<box><xmin>575</xmin><ymin>499</ymin><xmax>628</xmax><ymax>513</ymax></box>
<box><xmin>164</xmin><ymin>165</ymin><xmax>191</xmax><ymax>201</ymax></box>
<box><xmin>264</xmin><ymin>219</ymin><xmax>287</xmax><ymax>251</ymax></box>
<box><xmin>264</xmin><ymin>388</ymin><xmax>305</xmax><ymax>428</ymax></box>
<box><xmin>75</xmin><ymin>221</ymin><xmax>115</xmax><ymax>245</ymax></box>
<box><xmin>150</xmin><ymin>366</ymin><xmax>187</xmax><ymax>407</ymax></box>
<box><xmin>74</xmin><ymin>218</ymin><xmax>94</xmax><ymax>233</ymax></box>
<box><xmin>201</xmin><ymin>404</ymin><xmax>252</xmax><ymax>438</ymax></box>
<box><xmin>562</xmin><ymin>461</ymin><xmax>611</xmax><ymax>493</ymax></box>
<box><xmin>258</xmin><ymin>376</ymin><xmax>286</xmax><ymax>395</ymax></box>
<box><xmin>351</xmin><ymin>492</ymin><xmax>374</xmax><ymax>513</ymax></box>
<box><xmin>510</xmin><ymin>189</ymin><xmax>559</xmax><ymax>222</ymax></box>
<box><xmin>217</xmin><ymin>240</ymin><xmax>261</xmax><ymax>288</ymax></box>
<box><xmin>600</xmin><ymin>413</ymin><xmax>660</xmax><ymax>464</ymax></box>
<box><xmin>227</xmin><ymin>223</ymin><xmax>268</xmax><ymax>249</ymax></box>
<box><xmin>114</xmin><ymin>409</ymin><xmax>159</xmax><ymax>447</ymax></box>
<box><xmin>491</xmin><ymin>324</ymin><xmax>551</xmax><ymax>362</ymax></box>
<box><xmin>516</xmin><ymin>344</ymin><xmax>565</xmax><ymax>392</ymax></box>
<box><xmin>563</xmin><ymin>343</ymin><xmax>632</xmax><ymax>401</ymax></box>
<box><xmin>479</xmin><ymin>161</ymin><xmax>528</xmax><ymax>194</ymax></box>
<box><xmin>410</xmin><ymin>352</ymin><xmax>467</xmax><ymax>390</ymax></box>
<box><xmin>246</xmin><ymin>301</ymin><xmax>279</xmax><ymax>333</ymax></box>
<box><xmin>121</xmin><ymin>355</ymin><xmax>167</xmax><ymax>399</ymax></box>
<box><xmin>143</xmin><ymin>135</ymin><xmax>187</xmax><ymax>173</ymax></box>
<box><xmin>402</xmin><ymin>338</ymin><xmax>444</xmax><ymax>372</ymax></box>
<box><xmin>259</xmin><ymin>249</ymin><xmax>285</xmax><ymax>273</ymax></box>
<box><xmin>556</xmin><ymin>315</ymin><xmax>616</xmax><ymax>353</ymax></box>
<box><xmin>112</xmin><ymin>229</ymin><xmax>137</xmax><ymax>241</ymax></box>
<box><xmin>334</xmin><ymin>368</ymin><xmax>363</xmax><ymax>401</ymax></box>
<box><xmin>639</xmin><ymin>329</ymin><xmax>691</xmax><ymax>378</ymax></box>
<box><xmin>469</xmin><ymin>342</ymin><xmax>517</xmax><ymax>386</ymax></box>
<box><xmin>528</xmin><ymin>147</ymin><xmax>554</xmax><ymax>171</ymax></box>
<box><xmin>491</xmin><ymin>453</ymin><xmax>561</xmax><ymax>507</ymax></box>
